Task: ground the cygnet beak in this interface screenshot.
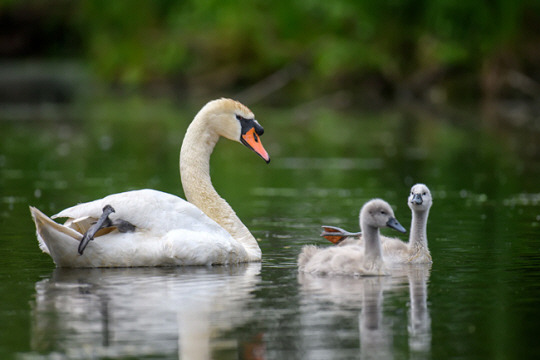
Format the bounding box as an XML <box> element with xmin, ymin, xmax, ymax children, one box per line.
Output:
<box><xmin>386</xmin><ymin>217</ymin><xmax>407</xmax><ymax>233</ymax></box>
<box><xmin>411</xmin><ymin>193</ymin><xmax>423</xmax><ymax>205</ymax></box>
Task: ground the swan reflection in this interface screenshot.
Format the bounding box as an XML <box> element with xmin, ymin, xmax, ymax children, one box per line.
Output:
<box><xmin>298</xmin><ymin>265</ymin><xmax>431</xmax><ymax>359</ymax></box>
<box><xmin>29</xmin><ymin>263</ymin><xmax>261</xmax><ymax>359</ymax></box>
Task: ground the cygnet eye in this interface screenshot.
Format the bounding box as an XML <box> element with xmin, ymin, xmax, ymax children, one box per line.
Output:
<box><xmin>422</xmin><ymin>192</ymin><xmax>427</xmax><ymax>196</ymax></box>
<box><xmin>381</xmin><ymin>210</ymin><xmax>387</xmax><ymax>215</ymax></box>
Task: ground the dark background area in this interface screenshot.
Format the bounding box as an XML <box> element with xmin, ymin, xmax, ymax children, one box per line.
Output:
<box><xmin>1</xmin><ymin>0</ymin><xmax>540</xmax><ymax>107</ymax></box>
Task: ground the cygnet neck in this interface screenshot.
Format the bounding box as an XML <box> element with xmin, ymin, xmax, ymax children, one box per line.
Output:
<box><xmin>409</xmin><ymin>208</ymin><xmax>429</xmax><ymax>251</ymax></box>
<box><xmin>361</xmin><ymin>220</ymin><xmax>383</xmax><ymax>261</ymax></box>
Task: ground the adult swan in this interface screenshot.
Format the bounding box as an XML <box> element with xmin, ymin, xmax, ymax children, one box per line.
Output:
<box><xmin>30</xmin><ymin>98</ymin><xmax>270</xmax><ymax>268</ymax></box>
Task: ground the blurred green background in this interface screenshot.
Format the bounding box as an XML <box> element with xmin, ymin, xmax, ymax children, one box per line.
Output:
<box><xmin>2</xmin><ymin>0</ymin><xmax>540</xmax><ymax>106</ymax></box>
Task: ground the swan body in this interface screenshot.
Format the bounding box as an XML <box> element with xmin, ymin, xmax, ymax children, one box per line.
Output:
<box><xmin>321</xmin><ymin>184</ymin><xmax>433</xmax><ymax>264</ymax></box>
<box><xmin>298</xmin><ymin>199</ymin><xmax>406</xmax><ymax>276</ymax></box>
<box><xmin>30</xmin><ymin>98</ymin><xmax>270</xmax><ymax>267</ymax></box>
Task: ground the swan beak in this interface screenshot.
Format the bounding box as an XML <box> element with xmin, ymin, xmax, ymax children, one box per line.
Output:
<box><xmin>386</xmin><ymin>217</ymin><xmax>406</xmax><ymax>233</ymax></box>
<box><xmin>241</xmin><ymin>128</ymin><xmax>270</xmax><ymax>163</ymax></box>
<box><xmin>412</xmin><ymin>193</ymin><xmax>423</xmax><ymax>205</ymax></box>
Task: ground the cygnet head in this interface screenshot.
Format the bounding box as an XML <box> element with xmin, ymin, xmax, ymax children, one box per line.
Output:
<box><xmin>197</xmin><ymin>98</ymin><xmax>270</xmax><ymax>163</ymax></box>
<box><xmin>360</xmin><ymin>199</ymin><xmax>407</xmax><ymax>233</ymax></box>
<box><xmin>408</xmin><ymin>183</ymin><xmax>432</xmax><ymax>212</ymax></box>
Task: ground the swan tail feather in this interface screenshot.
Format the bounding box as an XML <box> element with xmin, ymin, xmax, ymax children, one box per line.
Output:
<box><xmin>29</xmin><ymin>206</ymin><xmax>83</xmax><ymax>265</ymax></box>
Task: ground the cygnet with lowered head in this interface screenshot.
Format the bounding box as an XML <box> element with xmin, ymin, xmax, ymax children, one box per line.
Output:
<box><xmin>321</xmin><ymin>184</ymin><xmax>432</xmax><ymax>264</ymax></box>
<box><xmin>298</xmin><ymin>199</ymin><xmax>406</xmax><ymax>276</ymax></box>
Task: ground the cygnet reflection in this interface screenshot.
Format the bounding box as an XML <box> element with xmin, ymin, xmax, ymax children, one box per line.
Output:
<box><xmin>298</xmin><ymin>264</ymin><xmax>431</xmax><ymax>359</ymax></box>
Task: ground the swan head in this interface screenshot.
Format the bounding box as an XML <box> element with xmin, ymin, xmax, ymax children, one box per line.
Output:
<box><xmin>408</xmin><ymin>183</ymin><xmax>432</xmax><ymax>212</ymax></box>
<box><xmin>360</xmin><ymin>199</ymin><xmax>406</xmax><ymax>233</ymax></box>
<box><xmin>200</xmin><ymin>98</ymin><xmax>270</xmax><ymax>163</ymax></box>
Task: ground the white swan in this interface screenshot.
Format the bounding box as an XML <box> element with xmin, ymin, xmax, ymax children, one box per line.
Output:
<box><xmin>321</xmin><ymin>184</ymin><xmax>433</xmax><ymax>264</ymax></box>
<box><xmin>298</xmin><ymin>199</ymin><xmax>406</xmax><ymax>276</ymax></box>
<box><xmin>29</xmin><ymin>98</ymin><xmax>270</xmax><ymax>267</ymax></box>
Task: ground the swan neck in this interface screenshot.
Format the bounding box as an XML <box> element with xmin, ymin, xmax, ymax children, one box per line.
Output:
<box><xmin>180</xmin><ymin>119</ymin><xmax>217</xmax><ymax>190</ymax></box>
<box><xmin>179</xmin><ymin>114</ymin><xmax>261</xmax><ymax>261</ymax></box>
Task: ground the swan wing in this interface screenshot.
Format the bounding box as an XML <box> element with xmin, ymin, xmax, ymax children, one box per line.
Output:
<box><xmin>53</xmin><ymin>189</ymin><xmax>227</xmax><ymax>236</ymax></box>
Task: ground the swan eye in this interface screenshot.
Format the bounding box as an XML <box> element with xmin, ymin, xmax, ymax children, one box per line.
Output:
<box><xmin>236</xmin><ymin>114</ymin><xmax>245</xmax><ymax>121</ymax></box>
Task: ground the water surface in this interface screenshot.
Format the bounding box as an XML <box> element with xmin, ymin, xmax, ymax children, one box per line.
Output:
<box><xmin>1</xmin><ymin>99</ymin><xmax>539</xmax><ymax>359</ymax></box>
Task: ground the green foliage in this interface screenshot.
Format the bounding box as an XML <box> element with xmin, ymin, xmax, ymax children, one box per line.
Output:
<box><xmin>3</xmin><ymin>0</ymin><xmax>539</xmax><ymax>98</ymax></box>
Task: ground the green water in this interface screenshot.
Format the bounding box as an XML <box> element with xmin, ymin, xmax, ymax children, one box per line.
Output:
<box><xmin>1</xmin><ymin>98</ymin><xmax>539</xmax><ymax>359</ymax></box>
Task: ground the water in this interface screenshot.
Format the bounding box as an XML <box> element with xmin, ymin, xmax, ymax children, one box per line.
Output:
<box><xmin>1</xmin><ymin>99</ymin><xmax>540</xmax><ymax>359</ymax></box>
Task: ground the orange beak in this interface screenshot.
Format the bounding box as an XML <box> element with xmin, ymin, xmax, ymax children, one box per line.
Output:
<box><xmin>241</xmin><ymin>128</ymin><xmax>270</xmax><ymax>163</ymax></box>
